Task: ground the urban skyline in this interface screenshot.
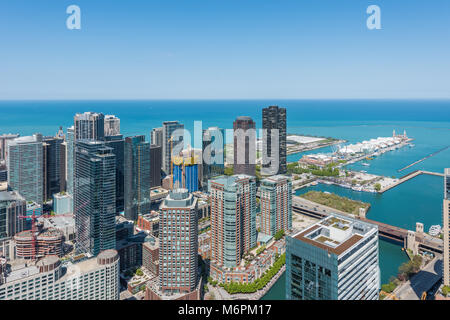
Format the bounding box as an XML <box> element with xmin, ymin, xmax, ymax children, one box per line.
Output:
<box><xmin>0</xmin><ymin>0</ymin><xmax>449</xmax><ymax>307</ymax></box>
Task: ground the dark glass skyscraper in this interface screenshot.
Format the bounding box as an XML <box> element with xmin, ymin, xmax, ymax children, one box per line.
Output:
<box><xmin>74</xmin><ymin>140</ymin><xmax>116</xmax><ymax>256</ymax></box>
<box><xmin>124</xmin><ymin>136</ymin><xmax>151</xmax><ymax>221</ymax></box>
<box><xmin>262</xmin><ymin>105</ymin><xmax>287</xmax><ymax>175</ymax></box>
<box><xmin>105</xmin><ymin>135</ymin><xmax>125</xmax><ymax>213</ymax></box>
<box><xmin>202</xmin><ymin>127</ymin><xmax>225</xmax><ymax>188</ymax></box>
<box><xmin>150</xmin><ymin>144</ymin><xmax>162</xmax><ymax>188</ymax></box>
<box><xmin>233</xmin><ymin>116</ymin><xmax>256</xmax><ymax>177</ymax></box>
<box><xmin>43</xmin><ymin>136</ymin><xmax>66</xmax><ymax>201</ymax></box>
<box><xmin>162</xmin><ymin>121</ymin><xmax>184</xmax><ymax>175</ymax></box>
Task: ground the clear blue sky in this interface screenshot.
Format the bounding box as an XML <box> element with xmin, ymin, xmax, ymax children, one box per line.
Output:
<box><xmin>0</xmin><ymin>0</ymin><xmax>449</xmax><ymax>100</ymax></box>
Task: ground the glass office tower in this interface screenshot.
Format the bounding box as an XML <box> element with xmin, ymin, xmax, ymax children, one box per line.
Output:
<box><xmin>74</xmin><ymin>140</ymin><xmax>116</xmax><ymax>256</ymax></box>
<box><xmin>286</xmin><ymin>213</ymin><xmax>380</xmax><ymax>300</ymax></box>
<box><xmin>124</xmin><ymin>136</ymin><xmax>151</xmax><ymax>221</ymax></box>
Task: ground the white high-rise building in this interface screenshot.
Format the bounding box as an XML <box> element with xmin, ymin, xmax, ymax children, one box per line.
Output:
<box><xmin>286</xmin><ymin>213</ymin><xmax>380</xmax><ymax>300</ymax></box>
<box><xmin>0</xmin><ymin>250</ymin><xmax>119</xmax><ymax>300</ymax></box>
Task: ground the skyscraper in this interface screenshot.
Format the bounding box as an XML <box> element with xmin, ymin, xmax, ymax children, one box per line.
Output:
<box><xmin>286</xmin><ymin>213</ymin><xmax>380</xmax><ymax>300</ymax></box>
<box><xmin>150</xmin><ymin>144</ymin><xmax>162</xmax><ymax>188</ymax></box>
<box><xmin>233</xmin><ymin>116</ymin><xmax>256</xmax><ymax>177</ymax></box>
<box><xmin>0</xmin><ymin>134</ymin><xmax>19</xmax><ymax>162</ymax></box>
<box><xmin>66</xmin><ymin>127</ymin><xmax>74</xmax><ymax>196</ymax></box>
<box><xmin>172</xmin><ymin>147</ymin><xmax>201</xmax><ymax>193</ymax></box>
<box><xmin>7</xmin><ymin>134</ymin><xmax>44</xmax><ymax>205</ymax></box>
<box><xmin>105</xmin><ymin>135</ymin><xmax>125</xmax><ymax>213</ymax></box>
<box><xmin>65</xmin><ymin>126</ymin><xmax>74</xmax><ymax>212</ymax></box>
<box><xmin>74</xmin><ymin>112</ymin><xmax>105</xmax><ymax>141</ymax></box>
<box><xmin>162</xmin><ymin>121</ymin><xmax>184</xmax><ymax>175</ymax></box>
<box><xmin>104</xmin><ymin>115</ymin><xmax>121</xmax><ymax>137</ymax></box>
<box><xmin>124</xmin><ymin>136</ymin><xmax>151</xmax><ymax>221</ymax></box>
<box><xmin>262</xmin><ymin>106</ymin><xmax>287</xmax><ymax>175</ymax></box>
<box><xmin>260</xmin><ymin>175</ymin><xmax>292</xmax><ymax>236</ymax></box>
<box><xmin>43</xmin><ymin>136</ymin><xmax>66</xmax><ymax>201</ymax></box>
<box><xmin>148</xmin><ymin>188</ymin><xmax>199</xmax><ymax>299</ymax></box>
<box><xmin>0</xmin><ymin>191</ymin><xmax>26</xmax><ymax>259</ymax></box>
<box><xmin>209</xmin><ymin>175</ymin><xmax>256</xmax><ymax>272</ymax></box>
<box><xmin>151</xmin><ymin>127</ymin><xmax>163</xmax><ymax>148</ymax></box>
<box><xmin>202</xmin><ymin>127</ymin><xmax>225</xmax><ymax>188</ymax></box>
<box><xmin>74</xmin><ymin>140</ymin><xmax>116</xmax><ymax>256</ymax></box>
<box><xmin>443</xmin><ymin>168</ymin><xmax>450</xmax><ymax>286</ymax></box>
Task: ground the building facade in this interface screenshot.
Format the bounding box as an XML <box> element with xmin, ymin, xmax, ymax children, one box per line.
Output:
<box><xmin>150</xmin><ymin>144</ymin><xmax>162</xmax><ymax>188</ymax></box>
<box><xmin>262</xmin><ymin>105</ymin><xmax>287</xmax><ymax>175</ymax></box>
<box><xmin>157</xmin><ymin>189</ymin><xmax>198</xmax><ymax>296</ymax></box>
<box><xmin>74</xmin><ymin>140</ymin><xmax>116</xmax><ymax>256</ymax></box>
<box><xmin>202</xmin><ymin>127</ymin><xmax>225</xmax><ymax>188</ymax></box>
<box><xmin>233</xmin><ymin>116</ymin><xmax>256</xmax><ymax>177</ymax></box>
<box><xmin>124</xmin><ymin>136</ymin><xmax>151</xmax><ymax>221</ymax></box>
<box><xmin>7</xmin><ymin>134</ymin><xmax>44</xmax><ymax>205</ymax></box>
<box><xmin>260</xmin><ymin>175</ymin><xmax>292</xmax><ymax>236</ymax></box>
<box><xmin>66</xmin><ymin>127</ymin><xmax>74</xmax><ymax>201</ymax></box>
<box><xmin>444</xmin><ymin>168</ymin><xmax>450</xmax><ymax>286</ymax></box>
<box><xmin>0</xmin><ymin>250</ymin><xmax>119</xmax><ymax>300</ymax></box>
<box><xmin>162</xmin><ymin>121</ymin><xmax>184</xmax><ymax>175</ymax></box>
<box><xmin>209</xmin><ymin>175</ymin><xmax>257</xmax><ymax>274</ymax></box>
<box><xmin>0</xmin><ymin>191</ymin><xmax>26</xmax><ymax>259</ymax></box>
<box><xmin>151</xmin><ymin>127</ymin><xmax>163</xmax><ymax>148</ymax></box>
<box><xmin>74</xmin><ymin>112</ymin><xmax>105</xmax><ymax>141</ymax></box>
<box><xmin>286</xmin><ymin>214</ymin><xmax>380</xmax><ymax>300</ymax></box>
<box><xmin>0</xmin><ymin>134</ymin><xmax>19</xmax><ymax>162</ymax></box>
<box><xmin>105</xmin><ymin>134</ymin><xmax>125</xmax><ymax>213</ymax></box>
<box><xmin>104</xmin><ymin>115</ymin><xmax>121</xmax><ymax>137</ymax></box>
<box><xmin>43</xmin><ymin>136</ymin><xmax>66</xmax><ymax>202</ymax></box>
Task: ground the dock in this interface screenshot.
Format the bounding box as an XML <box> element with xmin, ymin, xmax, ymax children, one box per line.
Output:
<box><xmin>380</xmin><ymin>170</ymin><xmax>444</xmax><ymax>193</ymax></box>
<box><xmin>398</xmin><ymin>145</ymin><xmax>449</xmax><ymax>172</ymax></box>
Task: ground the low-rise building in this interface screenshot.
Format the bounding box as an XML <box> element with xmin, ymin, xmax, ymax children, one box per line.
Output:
<box><xmin>210</xmin><ymin>239</ymin><xmax>285</xmax><ymax>284</ymax></box>
<box><xmin>136</xmin><ymin>212</ymin><xmax>159</xmax><ymax>236</ymax></box>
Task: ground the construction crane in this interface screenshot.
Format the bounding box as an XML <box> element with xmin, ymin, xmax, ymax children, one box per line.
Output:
<box><xmin>17</xmin><ymin>210</ymin><xmax>74</xmax><ymax>261</ymax></box>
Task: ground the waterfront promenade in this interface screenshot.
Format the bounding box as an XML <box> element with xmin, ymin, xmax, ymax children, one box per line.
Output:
<box><xmin>208</xmin><ymin>265</ymin><xmax>286</xmax><ymax>300</ymax></box>
<box><xmin>387</xmin><ymin>257</ymin><xmax>443</xmax><ymax>300</ymax></box>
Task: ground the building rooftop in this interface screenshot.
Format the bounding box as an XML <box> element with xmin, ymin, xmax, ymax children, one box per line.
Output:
<box><xmin>161</xmin><ymin>188</ymin><xmax>197</xmax><ymax>209</ymax></box>
<box><xmin>209</xmin><ymin>174</ymin><xmax>255</xmax><ymax>189</ymax></box>
<box><xmin>292</xmin><ymin>214</ymin><xmax>376</xmax><ymax>256</ymax></box>
<box><xmin>8</xmin><ymin>134</ymin><xmax>43</xmax><ymax>146</ymax></box>
<box><xmin>235</xmin><ymin>116</ymin><xmax>253</xmax><ymax>121</ymax></box>
<box><xmin>0</xmin><ymin>190</ymin><xmax>25</xmax><ymax>202</ymax></box>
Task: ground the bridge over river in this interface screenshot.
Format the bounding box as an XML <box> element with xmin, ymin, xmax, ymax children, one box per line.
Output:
<box><xmin>292</xmin><ymin>196</ymin><xmax>443</xmax><ymax>254</ymax></box>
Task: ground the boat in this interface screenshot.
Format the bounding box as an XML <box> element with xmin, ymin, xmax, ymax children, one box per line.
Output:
<box><xmin>362</xmin><ymin>162</ymin><xmax>370</xmax><ymax>167</ymax></box>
